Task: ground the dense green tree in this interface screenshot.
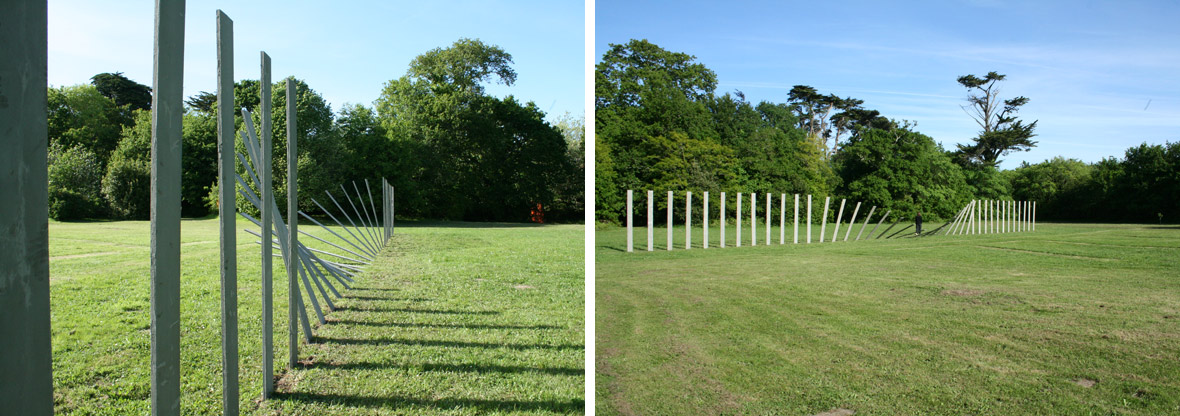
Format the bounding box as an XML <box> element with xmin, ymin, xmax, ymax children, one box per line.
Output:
<box><xmin>955</xmin><ymin>71</ymin><xmax>1038</xmax><ymax>166</ymax></box>
<box><xmin>835</xmin><ymin>127</ymin><xmax>970</xmax><ymax>221</ymax></box>
<box><xmin>102</xmin><ymin>110</ymin><xmax>152</xmax><ymax>219</ymax></box>
<box><xmin>185</xmin><ymin>91</ymin><xmax>217</xmax><ymax>113</ymax></box>
<box><xmin>48</xmin><ymin>143</ymin><xmax>106</xmax><ymax>220</ymax></box>
<box><xmin>376</xmin><ymin>39</ymin><xmax>572</xmax><ymax>221</ymax></box>
<box><xmin>47</xmin><ymin>84</ymin><xmax>132</xmax><ymax>164</ymax></box>
<box><xmin>182</xmin><ymin>112</ymin><xmax>218</xmax><ymax>217</ymax></box>
<box><xmin>1006</xmin><ymin>157</ymin><xmax>1092</xmax><ymax>221</ymax></box>
<box><xmin>90</xmin><ymin>72</ymin><xmax>152</xmax><ymax>111</ymax></box>
<box><xmin>549</xmin><ymin>113</ymin><xmax>586</xmax><ymax>222</ymax></box>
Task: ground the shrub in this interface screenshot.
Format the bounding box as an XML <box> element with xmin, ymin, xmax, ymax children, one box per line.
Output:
<box><xmin>48</xmin><ymin>144</ymin><xmax>106</xmax><ymax>220</ymax></box>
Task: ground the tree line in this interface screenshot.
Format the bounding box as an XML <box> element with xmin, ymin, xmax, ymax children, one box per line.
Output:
<box><xmin>596</xmin><ymin>39</ymin><xmax>1178</xmax><ymax>224</ymax></box>
<box><xmin>46</xmin><ymin>39</ymin><xmax>583</xmax><ymax>223</ymax></box>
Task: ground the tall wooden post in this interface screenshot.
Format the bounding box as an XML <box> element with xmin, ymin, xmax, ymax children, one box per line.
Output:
<box><xmin>820</xmin><ymin>197</ymin><xmax>830</xmax><ymax>243</ymax></box>
<box><xmin>216</xmin><ymin>10</ymin><xmax>239</xmax><ymax>416</ymax></box>
<box><xmin>0</xmin><ymin>1</ymin><xmax>52</xmax><ymax>413</ymax></box>
<box><xmin>646</xmin><ymin>190</ymin><xmax>653</xmax><ymax>251</ymax></box>
<box><xmin>286</xmin><ymin>78</ymin><xmax>301</xmax><ymax>369</ymax></box>
<box><xmin>703</xmin><ymin>192</ymin><xmax>709</xmax><ymax>249</ymax></box>
<box><xmin>736</xmin><ymin>193</ymin><xmax>742</xmax><ymax>247</ymax></box>
<box><xmin>151</xmin><ymin>0</ymin><xmax>184</xmax><ymax>413</ymax></box>
<box><xmin>258</xmin><ymin>51</ymin><xmax>274</xmax><ymax>398</ymax></box>
<box><xmin>720</xmin><ymin>192</ymin><xmax>726</xmax><ymax>248</ymax></box>
<box><xmin>685</xmin><ymin>192</ymin><xmax>692</xmax><ymax>249</ymax></box>
<box><xmin>666</xmin><ymin>191</ymin><xmax>672</xmax><ymax>251</ymax></box>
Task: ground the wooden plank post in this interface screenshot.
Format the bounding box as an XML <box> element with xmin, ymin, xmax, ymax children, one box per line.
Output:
<box><xmin>216</xmin><ymin>10</ymin><xmax>239</xmax><ymax>416</ymax></box>
<box><xmin>0</xmin><ymin>0</ymin><xmax>53</xmax><ymax>412</ymax></box>
<box><xmin>258</xmin><ymin>50</ymin><xmax>274</xmax><ymax>400</ymax></box>
<box><xmin>626</xmin><ymin>190</ymin><xmax>632</xmax><ymax>252</ymax></box>
<box><xmin>151</xmin><ymin>0</ymin><xmax>185</xmax><ymax>412</ymax></box>
<box><xmin>286</xmin><ymin>78</ymin><xmax>301</xmax><ymax>369</ymax></box>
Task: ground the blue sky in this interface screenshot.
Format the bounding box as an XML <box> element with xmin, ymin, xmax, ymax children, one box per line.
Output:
<box><xmin>596</xmin><ymin>0</ymin><xmax>1180</xmax><ymax>169</ymax></box>
<box><xmin>48</xmin><ymin>0</ymin><xmax>584</xmax><ymax>122</ymax></box>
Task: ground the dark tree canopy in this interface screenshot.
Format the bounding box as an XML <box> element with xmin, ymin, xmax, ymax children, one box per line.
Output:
<box><xmin>90</xmin><ymin>72</ymin><xmax>152</xmax><ymax>111</ymax></box>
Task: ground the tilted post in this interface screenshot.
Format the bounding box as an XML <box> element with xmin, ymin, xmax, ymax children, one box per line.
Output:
<box><xmin>215</xmin><ymin>10</ymin><xmax>238</xmax><ymax>415</ymax></box>
<box><xmin>845</xmin><ymin>201</ymin><xmax>861</xmax><ymax>242</ymax></box>
<box><xmin>820</xmin><ymin>196</ymin><xmax>830</xmax><ymax>243</ymax></box>
<box><xmin>0</xmin><ymin>0</ymin><xmax>52</xmax><ymax>412</ymax></box>
<box><xmin>151</xmin><ymin>0</ymin><xmax>185</xmax><ymax>412</ymax></box>
<box><xmin>857</xmin><ymin>206</ymin><xmax>876</xmax><ymax>241</ymax></box>
<box><xmin>832</xmin><ymin>198</ymin><xmax>846</xmax><ymax>243</ymax></box>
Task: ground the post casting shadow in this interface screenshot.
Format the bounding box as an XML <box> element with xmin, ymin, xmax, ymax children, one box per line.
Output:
<box><xmin>331</xmin><ymin>319</ymin><xmax>562</xmax><ymax>330</ymax></box>
<box><xmin>300</xmin><ymin>360</ymin><xmax>583</xmax><ymax>376</ymax></box>
<box><xmin>276</xmin><ymin>391</ymin><xmax>584</xmax><ymax>413</ymax></box>
<box><xmin>315</xmin><ymin>335</ymin><xmax>582</xmax><ymax>351</ymax></box>
<box><xmin>335</xmin><ymin>305</ymin><xmax>499</xmax><ymax>315</ymax></box>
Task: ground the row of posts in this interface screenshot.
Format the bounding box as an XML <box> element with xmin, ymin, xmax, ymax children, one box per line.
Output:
<box><xmin>944</xmin><ymin>199</ymin><xmax>1035</xmax><ymax>236</ymax></box>
<box><xmin>625</xmin><ymin>190</ymin><xmax>896</xmax><ymax>252</ymax></box>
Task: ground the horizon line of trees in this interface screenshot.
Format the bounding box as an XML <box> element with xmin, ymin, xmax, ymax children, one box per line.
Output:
<box><xmin>596</xmin><ymin>39</ymin><xmax>1178</xmax><ymax>225</ymax></box>
<box><xmin>47</xmin><ymin>39</ymin><xmax>584</xmax><ymax>223</ymax></box>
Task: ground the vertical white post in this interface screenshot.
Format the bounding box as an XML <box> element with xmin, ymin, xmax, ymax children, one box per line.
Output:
<box><xmin>820</xmin><ymin>197</ymin><xmax>830</xmax><ymax>243</ymax></box>
<box><xmin>626</xmin><ymin>190</ymin><xmax>633</xmax><ymax>252</ymax></box>
<box><xmin>968</xmin><ymin>200</ymin><xmax>976</xmax><ymax>235</ymax></box>
<box><xmin>720</xmin><ymin>192</ymin><xmax>726</xmax><ymax>248</ymax></box>
<box><xmin>1033</xmin><ymin>201</ymin><xmax>1036</xmax><ymax>231</ymax></box>
<box><xmin>832</xmin><ymin>198</ymin><xmax>846</xmax><ymax>243</ymax></box>
<box><xmin>780</xmin><ymin>193</ymin><xmax>786</xmax><ymax>244</ymax></box>
<box><xmin>794</xmin><ymin>194</ymin><xmax>799</xmax><ymax>244</ymax></box>
<box><xmin>806</xmin><ymin>194</ymin><xmax>812</xmax><ymax>244</ymax></box>
<box><xmin>737</xmin><ymin>193</ymin><xmax>742</xmax><ymax>247</ymax></box>
<box><xmin>703</xmin><ymin>192</ymin><xmax>709</xmax><ymax>249</ymax></box>
<box><xmin>751</xmin><ymin>193</ymin><xmax>757</xmax><ymax>246</ymax></box>
<box><xmin>765</xmin><ymin>193</ymin><xmax>771</xmax><ymax>245</ymax></box>
<box><xmin>845</xmin><ymin>201</ymin><xmax>861</xmax><ymax>242</ymax></box>
<box><xmin>647</xmin><ymin>190</ymin><xmax>653</xmax><ymax>251</ymax></box>
<box><xmin>667</xmin><ymin>191</ymin><xmax>672</xmax><ymax>250</ymax></box>
<box><xmin>685</xmin><ymin>192</ymin><xmax>692</xmax><ymax>250</ymax></box>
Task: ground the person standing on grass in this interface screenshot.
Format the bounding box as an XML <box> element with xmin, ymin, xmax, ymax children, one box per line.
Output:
<box><xmin>915</xmin><ymin>210</ymin><xmax>923</xmax><ymax>235</ymax></box>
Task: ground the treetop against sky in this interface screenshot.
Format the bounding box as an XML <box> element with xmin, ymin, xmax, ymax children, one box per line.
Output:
<box><xmin>596</xmin><ymin>0</ymin><xmax>1180</xmax><ymax>169</ymax></box>
<box><xmin>47</xmin><ymin>0</ymin><xmax>584</xmax><ymax>122</ymax></box>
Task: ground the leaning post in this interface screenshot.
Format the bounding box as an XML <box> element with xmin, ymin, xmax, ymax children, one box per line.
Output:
<box><xmin>832</xmin><ymin>198</ymin><xmax>846</xmax><ymax>243</ymax></box>
<box><xmin>845</xmin><ymin>201</ymin><xmax>861</xmax><ymax>242</ymax></box>
<box><xmin>151</xmin><ymin>0</ymin><xmax>185</xmax><ymax>412</ymax></box>
<box><xmin>820</xmin><ymin>196</ymin><xmax>830</xmax><ymax>243</ymax></box>
<box><xmin>0</xmin><ymin>0</ymin><xmax>53</xmax><ymax>412</ymax></box>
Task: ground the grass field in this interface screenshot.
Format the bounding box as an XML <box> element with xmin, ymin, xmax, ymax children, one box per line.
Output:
<box><xmin>48</xmin><ymin>217</ymin><xmax>584</xmax><ymax>415</ymax></box>
<box><xmin>596</xmin><ymin>222</ymin><xmax>1180</xmax><ymax>415</ymax></box>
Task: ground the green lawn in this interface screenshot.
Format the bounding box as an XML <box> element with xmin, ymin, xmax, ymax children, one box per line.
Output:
<box><xmin>48</xmin><ymin>217</ymin><xmax>584</xmax><ymax>415</ymax></box>
<box><xmin>596</xmin><ymin>222</ymin><xmax>1180</xmax><ymax>415</ymax></box>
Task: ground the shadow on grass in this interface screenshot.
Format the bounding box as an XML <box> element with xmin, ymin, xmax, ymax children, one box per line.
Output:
<box><xmin>335</xmin><ymin>305</ymin><xmax>499</xmax><ymax>315</ymax></box>
<box><xmin>276</xmin><ymin>391</ymin><xmax>584</xmax><ymax>413</ymax></box>
<box><xmin>330</xmin><ymin>318</ymin><xmax>562</xmax><ymax>330</ymax></box>
<box><xmin>300</xmin><ymin>360</ymin><xmax>583</xmax><ymax>376</ymax></box>
<box><xmin>343</xmin><ymin>295</ymin><xmax>431</xmax><ymax>302</ymax></box>
<box><xmin>315</xmin><ymin>335</ymin><xmax>582</xmax><ymax>351</ymax></box>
